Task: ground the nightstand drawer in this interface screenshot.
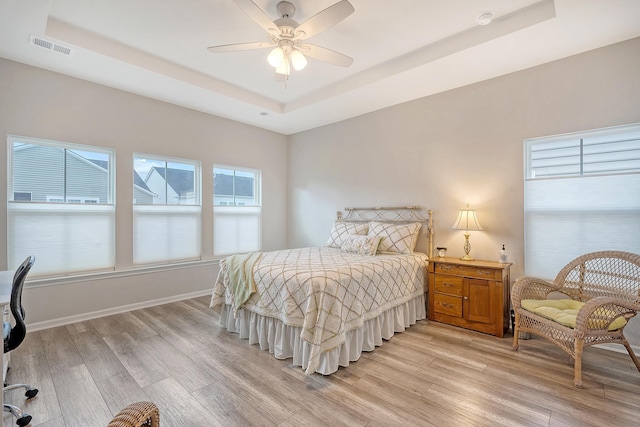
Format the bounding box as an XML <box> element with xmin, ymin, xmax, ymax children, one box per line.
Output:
<box><xmin>433</xmin><ymin>293</ymin><xmax>462</xmax><ymax>317</ymax></box>
<box><xmin>434</xmin><ymin>275</ymin><xmax>463</xmax><ymax>296</ymax></box>
<box><xmin>434</xmin><ymin>263</ymin><xmax>500</xmax><ymax>280</ymax></box>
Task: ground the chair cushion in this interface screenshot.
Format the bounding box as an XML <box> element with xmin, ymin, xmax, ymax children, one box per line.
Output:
<box><xmin>521</xmin><ymin>299</ymin><xmax>627</xmax><ymax>331</ymax></box>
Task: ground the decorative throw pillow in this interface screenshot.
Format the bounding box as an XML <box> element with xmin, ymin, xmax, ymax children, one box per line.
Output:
<box><xmin>340</xmin><ymin>235</ymin><xmax>382</xmax><ymax>256</ymax></box>
<box><xmin>368</xmin><ymin>221</ymin><xmax>422</xmax><ymax>254</ymax></box>
<box><xmin>326</xmin><ymin>222</ymin><xmax>368</xmax><ymax>248</ymax></box>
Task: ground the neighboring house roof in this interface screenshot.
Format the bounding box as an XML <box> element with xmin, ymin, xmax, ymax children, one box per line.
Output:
<box><xmin>150</xmin><ymin>167</ymin><xmax>194</xmax><ymax>196</ymax></box>
<box><xmin>87</xmin><ymin>158</ymin><xmax>108</xmax><ymax>170</ymax></box>
<box><xmin>88</xmin><ymin>158</ymin><xmax>154</xmax><ymax>195</ymax></box>
<box><xmin>214</xmin><ymin>173</ymin><xmax>254</xmax><ymax>197</ymax></box>
<box><xmin>133</xmin><ymin>170</ymin><xmax>152</xmax><ymax>193</ymax></box>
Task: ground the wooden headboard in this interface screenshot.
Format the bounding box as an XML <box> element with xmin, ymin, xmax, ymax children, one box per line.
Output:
<box><xmin>336</xmin><ymin>206</ymin><xmax>434</xmax><ymax>258</ymax></box>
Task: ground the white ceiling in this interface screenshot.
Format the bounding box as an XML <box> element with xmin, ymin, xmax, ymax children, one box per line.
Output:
<box><xmin>1</xmin><ymin>0</ymin><xmax>639</xmax><ymax>135</ymax></box>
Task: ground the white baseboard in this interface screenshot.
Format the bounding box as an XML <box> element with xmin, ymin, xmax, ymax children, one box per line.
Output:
<box><xmin>27</xmin><ymin>289</ymin><xmax>212</xmax><ymax>332</ymax></box>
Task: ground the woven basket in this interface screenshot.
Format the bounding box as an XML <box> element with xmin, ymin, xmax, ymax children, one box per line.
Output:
<box><xmin>107</xmin><ymin>401</ymin><xmax>159</xmax><ymax>427</ymax></box>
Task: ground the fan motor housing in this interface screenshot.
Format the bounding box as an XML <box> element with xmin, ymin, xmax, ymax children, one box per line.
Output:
<box><xmin>276</xmin><ymin>1</ymin><xmax>296</xmax><ymax>18</ymax></box>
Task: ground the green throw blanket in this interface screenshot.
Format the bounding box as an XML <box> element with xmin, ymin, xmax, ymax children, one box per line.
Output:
<box><xmin>224</xmin><ymin>251</ymin><xmax>262</xmax><ymax>314</ymax></box>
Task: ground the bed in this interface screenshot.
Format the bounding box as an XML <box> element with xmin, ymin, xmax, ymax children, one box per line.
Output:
<box><xmin>210</xmin><ymin>206</ymin><xmax>434</xmax><ymax>375</ymax></box>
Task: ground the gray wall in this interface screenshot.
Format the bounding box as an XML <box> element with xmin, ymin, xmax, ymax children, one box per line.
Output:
<box><xmin>2</xmin><ymin>37</ymin><xmax>639</xmax><ymax>346</ymax></box>
<box><xmin>0</xmin><ymin>58</ymin><xmax>288</xmax><ymax>326</ymax></box>
<box><xmin>288</xmin><ymin>37</ymin><xmax>640</xmax><ymax>345</ymax></box>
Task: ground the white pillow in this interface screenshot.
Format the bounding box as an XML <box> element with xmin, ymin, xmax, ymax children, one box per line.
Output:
<box><xmin>340</xmin><ymin>235</ymin><xmax>382</xmax><ymax>256</ymax></box>
<box><xmin>326</xmin><ymin>222</ymin><xmax>368</xmax><ymax>248</ymax></box>
<box><xmin>368</xmin><ymin>221</ymin><xmax>422</xmax><ymax>254</ymax></box>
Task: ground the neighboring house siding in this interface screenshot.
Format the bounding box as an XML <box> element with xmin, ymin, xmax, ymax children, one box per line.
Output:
<box><xmin>66</xmin><ymin>153</ymin><xmax>108</xmax><ymax>202</ymax></box>
<box><xmin>13</xmin><ymin>145</ymin><xmax>109</xmax><ymax>202</ymax></box>
<box><xmin>214</xmin><ymin>173</ymin><xmax>255</xmax><ymax>205</ymax></box>
<box><xmin>145</xmin><ymin>169</ymin><xmax>172</xmax><ymax>204</ymax></box>
<box><xmin>144</xmin><ymin>167</ymin><xmax>196</xmax><ymax>204</ymax></box>
<box><xmin>133</xmin><ymin>187</ymin><xmax>154</xmax><ymax>204</ymax></box>
<box><xmin>13</xmin><ymin>145</ymin><xmax>64</xmax><ymax>202</ymax></box>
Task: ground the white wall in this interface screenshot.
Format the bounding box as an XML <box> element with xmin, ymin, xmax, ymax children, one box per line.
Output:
<box><xmin>0</xmin><ymin>58</ymin><xmax>288</xmax><ymax>326</ymax></box>
<box><xmin>288</xmin><ymin>37</ymin><xmax>640</xmax><ymax>345</ymax></box>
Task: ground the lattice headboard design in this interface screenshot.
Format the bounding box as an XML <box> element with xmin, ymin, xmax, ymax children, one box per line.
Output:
<box><xmin>336</xmin><ymin>206</ymin><xmax>434</xmax><ymax>258</ymax></box>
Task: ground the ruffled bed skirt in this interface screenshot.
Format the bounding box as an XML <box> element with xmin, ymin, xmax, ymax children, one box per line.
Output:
<box><xmin>216</xmin><ymin>293</ymin><xmax>427</xmax><ymax>375</ymax></box>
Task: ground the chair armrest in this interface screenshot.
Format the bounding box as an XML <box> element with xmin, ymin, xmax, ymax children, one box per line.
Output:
<box><xmin>574</xmin><ymin>296</ymin><xmax>640</xmax><ymax>336</ymax></box>
<box><xmin>511</xmin><ymin>277</ymin><xmax>562</xmax><ymax>309</ymax></box>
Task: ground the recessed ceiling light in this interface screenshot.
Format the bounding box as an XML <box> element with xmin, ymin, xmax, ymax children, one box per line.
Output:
<box><xmin>476</xmin><ymin>11</ymin><xmax>495</xmax><ymax>26</ymax></box>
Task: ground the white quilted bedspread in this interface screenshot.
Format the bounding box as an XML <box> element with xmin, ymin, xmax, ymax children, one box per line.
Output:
<box><xmin>211</xmin><ymin>247</ymin><xmax>428</xmax><ymax>374</ymax></box>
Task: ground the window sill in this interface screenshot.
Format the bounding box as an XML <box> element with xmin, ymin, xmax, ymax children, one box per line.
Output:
<box><xmin>25</xmin><ymin>258</ymin><xmax>223</xmax><ymax>289</ymax></box>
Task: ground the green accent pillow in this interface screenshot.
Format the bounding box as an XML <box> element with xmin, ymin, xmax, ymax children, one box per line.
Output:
<box><xmin>521</xmin><ymin>299</ymin><xmax>627</xmax><ymax>331</ymax></box>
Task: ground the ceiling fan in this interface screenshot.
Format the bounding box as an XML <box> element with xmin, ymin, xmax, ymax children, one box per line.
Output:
<box><xmin>207</xmin><ymin>0</ymin><xmax>354</xmax><ymax>81</ymax></box>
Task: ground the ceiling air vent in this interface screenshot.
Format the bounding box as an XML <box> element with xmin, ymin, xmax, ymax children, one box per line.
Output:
<box><xmin>30</xmin><ymin>35</ymin><xmax>74</xmax><ymax>56</ymax></box>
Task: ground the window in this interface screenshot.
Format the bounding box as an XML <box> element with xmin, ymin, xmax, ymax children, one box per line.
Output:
<box><xmin>7</xmin><ymin>135</ymin><xmax>115</xmax><ymax>277</ymax></box>
<box><xmin>213</xmin><ymin>166</ymin><xmax>261</xmax><ymax>255</ymax></box>
<box><xmin>524</xmin><ymin>123</ymin><xmax>640</xmax><ymax>279</ymax></box>
<box><xmin>13</xmin><ymin>192</ymin><xmax>32</xmax><ymax>201</ymax></box>
<box><xmin>133</xmin><ymin>155</ymin><xmax>201</xmax><ymax>264</ymax></box>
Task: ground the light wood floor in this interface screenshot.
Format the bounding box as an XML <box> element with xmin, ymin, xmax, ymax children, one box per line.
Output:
<box><xmin>3</xmin><ymin>296</ymin><xmax>640</xmax><ymax>427</ymax></box>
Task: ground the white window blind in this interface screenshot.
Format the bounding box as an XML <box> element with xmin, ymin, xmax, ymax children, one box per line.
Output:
<box><xmin>133</xmin><ymin>205</ymin><xmax>201</xmax><ymax>264</ymax></box>
<box><xmin>213</xmin><ymin>166</ymin><xmax>261</xmax><ymax>255</ymax></box>
<box><xmin>7</xmin><ymin>136</ymin><xmax>115</xmax><ymax>277</ymax></box>
<box><xmin>133</xmin><ymin>155</ymin><xmax>202</xmax><ymax>264</ymax></box>
<box><xmin>524</xmin><ymin>123</ymin><xmax>640</xmax><ymax>279</ymax></box>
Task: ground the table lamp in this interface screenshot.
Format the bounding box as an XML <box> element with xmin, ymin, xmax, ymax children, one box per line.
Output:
<box><xmin>452</xmin><ymin>204</ymin><xmax>483</xmax><ymax>261</ymax></box>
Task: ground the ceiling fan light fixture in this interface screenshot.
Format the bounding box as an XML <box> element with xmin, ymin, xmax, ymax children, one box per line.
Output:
<box><xmin>275</xmin><ymin>56</ymin><xmax>291</xmax><ymax>76</ymax></box>
<box><xmin>290</xmin><ymin>49</ymin><xmax>307</xmax><ymax>71</ymax></box>
<box><xmin>267</xmin><ymin>47</ymin><xmax>284</xmax><ymax>67</ymax></box>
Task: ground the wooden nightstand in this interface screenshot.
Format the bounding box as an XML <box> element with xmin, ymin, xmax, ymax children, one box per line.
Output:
<box><xmin>428</xmin><ymin>257</ymin><xmax>512</xmax><ymax>337</ymax></box>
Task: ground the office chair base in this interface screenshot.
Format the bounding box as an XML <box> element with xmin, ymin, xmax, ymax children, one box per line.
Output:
<box><xmin>4</xmin><ymin>383</ymin><xmax>38</xmax><ymax>398</ymax></box>
<box><xmin>3</xmin><ymin>403</ymin><xmax>32</xmax><ymax>426</ymax></box>
<box><xmin>3</xmin><ymin>383</ymin><xmax>38</xmax><ymax>425</ymax></box>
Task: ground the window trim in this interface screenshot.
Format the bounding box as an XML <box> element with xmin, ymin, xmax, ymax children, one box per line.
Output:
<box><xmin>213</xmin><ymin>164</ymin><xmax>261</xmax><ymax>207</ymax></box>
<box><xmin>524</xmin><ymin>123</ymin><xmax>640</xmax><ymax>181</ymax></box>
<box><xmin>8</xmin><ymin>134</ymin><xmax>115</xmax><ymax>205</ymax></box>
<box><xmin>134</xmin><ymin>153</ymin><xmax>202</xmax><ymax>206</ymax></box>
<box><xmin>523</xmin><ymin>123</ymin><xmax>640</xmax><ymax>279</ymax></box>
<box><xmin>133</xmin><ymin>153</ymin><xmax>203</xmax><ymax>265</ymax></box>
<box><xmin>213</xmin><ymin>164</ymin><xmax>262</xmax><ymax>256</ymax></box>
<box><xmin>7</xmin><ymin>135</ymin><xmax>116</xmax><ymax>277</ymax></box>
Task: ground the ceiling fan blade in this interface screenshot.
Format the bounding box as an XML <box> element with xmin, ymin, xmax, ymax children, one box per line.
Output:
<box><xmin>233</xmin><ymin>0</ymin><xmax>279</xmax><ymax>35</ymax></box>
<box><xmin>207</xmin><ymin>42</ymin><xmax>273</xmax><ymax>52</ymax></box>
<box><xmin>299</xmin><ymin>44</ymin><xmax>353</xmax><ymax>67</ymax></box>
<box><xmin>295</xmin><ymin>0</ymin><xmax>354</xmax><ymax>40</ymax></box>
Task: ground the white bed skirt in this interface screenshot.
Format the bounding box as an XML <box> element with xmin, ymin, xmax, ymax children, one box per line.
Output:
<box><xmin>217</xmin><ymin>293</ymin><xmax>427</xmax><ymax>375</ymax></box>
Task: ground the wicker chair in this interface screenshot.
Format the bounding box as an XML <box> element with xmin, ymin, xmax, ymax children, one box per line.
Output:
<box><xmin>512</xmin><ymin>251</ymin><xmax>640</xmax><ymax>387</ymax></box>
<box><xmin>107</xmin><ymin>402</ymin><xmax>159</xmax><ymax>427</ymax></box>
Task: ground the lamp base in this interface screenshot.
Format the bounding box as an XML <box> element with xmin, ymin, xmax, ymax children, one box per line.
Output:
<box><xmin>460</xmin><ymin>233</ymin><xmax>474</xmax><ymax>261</ymax></box>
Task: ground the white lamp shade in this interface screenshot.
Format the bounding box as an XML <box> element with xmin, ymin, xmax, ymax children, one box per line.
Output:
<box><xmin>290</xmin><ymin>49</ymin><xmax>308</xmax><ymax>71</ymax></box>
<box><xmin>267</xmin><ymin>47</ymin><xmax>284</xmax><ymax>68</ymax></box>
<box><xmin>275</xmin><ymin>58</ymin><xmax>290</xmax><ymax>76</ymax></box>
<box><xmin>452</xmin><ymin>205</ymin><xmax>483</xmax><ymax>231</ymax></box>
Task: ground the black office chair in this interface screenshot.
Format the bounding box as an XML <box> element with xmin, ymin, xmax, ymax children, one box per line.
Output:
<box><xmin>4</xmin><ymin>256</ymin><xmax>38</xmax><ymax>426</ymax></box>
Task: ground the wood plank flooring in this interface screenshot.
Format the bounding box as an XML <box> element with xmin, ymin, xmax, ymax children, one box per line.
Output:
<box><xmin>3</xmin><ymin>296</ymin><xmax>640</xmax><ymax>427</ymax></box>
